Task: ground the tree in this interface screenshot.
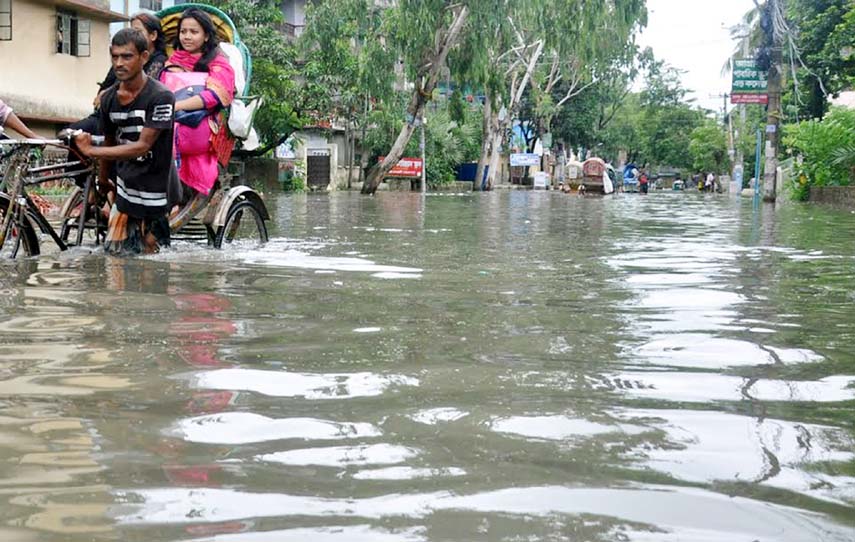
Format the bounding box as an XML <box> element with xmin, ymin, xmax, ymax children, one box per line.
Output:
<box><xmin>301</xmin><ymin>0</ymin><xmax>395</xmax><ymax>185</ymax></box>
<box><xmin>689</xmin><ymin>120</ymin><xmax>730</xmax><ymax>174</ymax></box>
<box><xmin>361</xmin><ymin>1</ymin><xmax>470</xmax><ymax>194</ymax></box>
<box><xmin>206</xmin><ymin>0</ymin><xmax>304</xmax><ymax>147</ymax></box>
<box><xmin>784</xmin><ymin>0</ymin><xmax>855</xmax><ymax>119</ymax></box>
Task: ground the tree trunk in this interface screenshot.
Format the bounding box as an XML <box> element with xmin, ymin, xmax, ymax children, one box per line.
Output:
<box><xmin>484</xmin><ymin>121</ymin><xmax>505</xmax><ymax>188</ymax></box>
<box><xmin>474</xmin><ymin>95</ymin><xmax>492</xmax><ymax>191</ymax></box>
<box><xmin>362</xmin><ymin>5</ymin><xmax>469</xmax><ymax>195</ymax></box>
<box><xmin>762</xmin><ymin>44</ymin><xmax>782</xmax><ymax>202</ymax></box>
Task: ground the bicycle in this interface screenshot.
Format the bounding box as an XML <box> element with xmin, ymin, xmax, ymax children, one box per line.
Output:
<box><xmin>1</xmin><ymin>132</ymin><xmax>269</xmax><ymax>259</ymax></box>
<box><xmin>0</xmin><ymin>133</ymin><xmax>103</xmax><ymax>258</ymax></box>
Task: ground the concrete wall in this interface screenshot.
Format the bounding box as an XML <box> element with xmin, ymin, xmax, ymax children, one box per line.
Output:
<box><xmin>1</xmin><ymin>0</ymin><xmax>117</xmax><ymax>128</ymax></box>
<box><xmin>809</xmin><ymin>186</ymin><xmax>855</xmax><ymax>207</ymax></box>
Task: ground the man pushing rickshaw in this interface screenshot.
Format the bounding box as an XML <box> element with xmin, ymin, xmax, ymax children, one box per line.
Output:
<box><xmin>63</xmin><ymin>4</ymin><xmax>267</xmax><ymax>255</ymax></box>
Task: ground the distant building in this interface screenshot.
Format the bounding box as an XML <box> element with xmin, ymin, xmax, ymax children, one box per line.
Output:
<box><xmin>0</xmin><ymin>0</ymin><xmax>125</xmax><ymax>135</ymax></box>
<box><xmin>830</xmin><ymin>91</ymin><xmax>855</xmax><ymax>109</ymax></box>
<box><xmin>108</xmin><ymin>0</ymin><xmax>176</xmax><ymax>35</ymax></box>
<box><xmin>279</xmin><ymin>0</ymin><xmax>306</xmax><ymax>40</ymax></box>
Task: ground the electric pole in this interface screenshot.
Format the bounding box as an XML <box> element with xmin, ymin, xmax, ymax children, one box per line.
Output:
<box><xmin>762</xmin><ymin>0</ymin><xmax>783</xmax><ymax>202</ymax></box>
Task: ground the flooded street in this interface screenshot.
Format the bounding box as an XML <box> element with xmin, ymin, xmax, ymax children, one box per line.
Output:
<box><xmin>0</xmin><ymin>190</ymin><xmax>853</xmax><ymax>541</ymax></box>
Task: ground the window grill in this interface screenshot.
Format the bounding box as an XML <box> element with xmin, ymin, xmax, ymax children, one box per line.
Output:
<box><xmin>0</xmin><ymin>0</ymin><xmax>11</xmax><ymax>41</ymax></box>
<box><xmin>56</xmin><ymin>10</ymin><xmax>90</xmax><ymax>57</ymax></box>
<box><xmin>139</xmin><ymin>0</ymin><xmax>162</xmax><ymax>11</ymax></box>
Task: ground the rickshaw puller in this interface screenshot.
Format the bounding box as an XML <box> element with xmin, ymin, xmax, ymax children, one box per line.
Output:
<box><xmin>75</xmin><ymin>28</ymin><xmax>176</xmax><ymax>255</ymax></box>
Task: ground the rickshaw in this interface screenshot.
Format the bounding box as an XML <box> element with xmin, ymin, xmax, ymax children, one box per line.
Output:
<box><xmin>580</xmin><ymin>157</ymin><xmax>615</xmax><ymax>195</ymax></box>
<box><xmin>565</xmin><ymin>159</ymin><xmax>584</xmax><ymax>190</ymax></box>
<box><xmin>58</xmin><ymin>3</ymin><xmax>269</xmax><ymax>250</ymax></box>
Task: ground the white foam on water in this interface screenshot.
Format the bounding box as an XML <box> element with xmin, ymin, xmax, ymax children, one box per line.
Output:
<box><xmin>170</xmin><ymin>412</ymin><xmax>381</xmax><ymax>444</ymax></box>
<box><xmin>190</xmin><ymin>368</ymin><xmax>418</xmax><ymax>400</ymax></box>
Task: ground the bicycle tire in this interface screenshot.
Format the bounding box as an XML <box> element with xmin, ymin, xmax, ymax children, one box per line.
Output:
<box><xmin>0</xmin><ymin>195</ymin><xmax>40</xmax><ymax>258</ymax></box>
<box><xmin>213</xmin><ymin>199</ymin><xmax>268</xmax><ymax>249</ymax></box>
<box><xmin>58</xmin><ymin>187</ymin><xmax>84</xmax><ymax>243</ymax></box>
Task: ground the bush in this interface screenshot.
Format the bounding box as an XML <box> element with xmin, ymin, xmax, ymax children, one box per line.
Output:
<box><xmin>783</xmin><ymin>107</ymin><xmax>855</xmax><ymax>199</ymax></box>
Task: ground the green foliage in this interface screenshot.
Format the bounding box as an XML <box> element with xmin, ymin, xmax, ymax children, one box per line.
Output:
<box><xmin>204</xmin><ymin>0</ymin><xmax>303</xmax><ymax>146</ymax></box>
<box><xmin>279</xmin><ymin>159</ymin><xmax>306</xmax><ymax>192</ymax></box>
<box><xmin>689</xmin><ymin>120</ymin><xmax>730</xmax><ymax>174</ymax></box>
<box><xmin>363</xmin><ymin>93</ymin><xmax>482</xmax><ymax>185</ymax></box>
<box><xmin>782</xmin><ymin>107</ymin><xmax>855</xmax><ymax>199</ymax></box>
<box><xmin>784</xmin><ymin>0</ymin><xmax>855</xmax><ymax>119</ymax></box>
<box><xmin>423</xmin><ymin>107</ymin><xmax>482</xmax><ymax>184</ymax></box>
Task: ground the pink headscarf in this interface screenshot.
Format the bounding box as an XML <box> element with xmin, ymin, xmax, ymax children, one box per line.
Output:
<box><xmin>164</xmin><ymin>50</ymin><xmax>235</xmax><ymax>109</ymax></box>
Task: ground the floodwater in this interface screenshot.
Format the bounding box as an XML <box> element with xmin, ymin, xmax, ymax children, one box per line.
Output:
<box><xmin>0</xmin><ymin>190</ymin><xmax>854</xmax><ymax>542</ymax></box>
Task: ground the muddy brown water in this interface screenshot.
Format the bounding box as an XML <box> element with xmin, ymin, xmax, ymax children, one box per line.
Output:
<box><xmin>0</xmin><ymin>191</ymin><xmax>853</xmax><ymax>541</ymax></box>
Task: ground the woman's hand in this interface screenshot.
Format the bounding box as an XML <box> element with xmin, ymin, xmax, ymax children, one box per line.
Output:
<box><xmin>175</xmin><ymin>95</ymin><xmax>206</xmax><ymax>112</ymax></box>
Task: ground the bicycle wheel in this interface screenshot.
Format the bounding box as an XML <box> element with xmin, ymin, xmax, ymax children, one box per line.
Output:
<box><xmin>0</xmin><ymin>196</ymin><xmax>40</xmax><ymax>258</ymax></box>
<box><xmin>213</xmin><ymin>199</ymin><xmax>268</xmax><ymax>249</ymax></box>
<box><xmin>58</xmin><ymin>186</ymin><xmax>84</xmax><ymax>243</ymax></box>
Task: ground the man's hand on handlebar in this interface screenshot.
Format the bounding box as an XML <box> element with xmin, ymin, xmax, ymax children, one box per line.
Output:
<box><xmin>74</xmin><ymin>132</ymin><xmax>95</xmax><ymax>156</ymax></box>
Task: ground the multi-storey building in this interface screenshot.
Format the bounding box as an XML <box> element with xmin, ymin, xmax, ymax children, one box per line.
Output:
<box><xmin>0</xmin><ymin>0</ymin><xmax>125</xmax><ymax>135</ymax></box>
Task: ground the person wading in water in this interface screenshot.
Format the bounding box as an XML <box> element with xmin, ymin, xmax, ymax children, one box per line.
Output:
<box><xmin>75</xmin><ymin>28</ymin><xmax>175</xmax><ymax>254</ymax></box>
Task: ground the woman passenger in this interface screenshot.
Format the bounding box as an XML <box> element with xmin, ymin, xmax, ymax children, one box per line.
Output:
<box><xmin>161</xmin><ymin>8</ymin><xmax>235</xmax><ymax>201</ymax></box>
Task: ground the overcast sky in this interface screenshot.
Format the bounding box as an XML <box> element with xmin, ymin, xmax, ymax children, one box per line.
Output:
<box><xmin>637</xmin><ymin>0</ymin><xmax>757</xmax><ymax>113</ymax></box>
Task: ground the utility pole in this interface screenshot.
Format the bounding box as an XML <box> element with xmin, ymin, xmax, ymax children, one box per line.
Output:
<box><xmin>734</xmin><ymin>38</ymin><xmax>750</xmax><ymax>191</ymax></box>
<box><xmin>762</xmin><ymin>0</ymin><xmax>783</xmax><ymax>202</ymax></box>
<box><xmin>420</xmin><ymin>113</ymin><xmax>426</xmax><ymax>194</ymax></box>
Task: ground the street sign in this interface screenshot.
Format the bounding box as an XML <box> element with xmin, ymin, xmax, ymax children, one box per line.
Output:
<box><xmin>510</xmin><ymin>153</ymin><xmax>540</xmax><ymax>167</ymax></box>
<box><xmin>380</xmin><ymin>157</ymin><xmax>423</xmax><ymax>178</ymax></box>
<box><xmin>731</xmin><ymin>59</ymin><xmax>768</xmax><ymax>104</ymax></box>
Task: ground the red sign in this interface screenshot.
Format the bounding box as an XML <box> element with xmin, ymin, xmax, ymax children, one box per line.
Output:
<box><xmin>732</xmin><ymin>93</ymin><xmax>769</xmax><ymax>105</ymax></box>
<box><xmin>380</xmin><ymin>157</ymin><xmax>423</xmax><ymax>178</ymax></box>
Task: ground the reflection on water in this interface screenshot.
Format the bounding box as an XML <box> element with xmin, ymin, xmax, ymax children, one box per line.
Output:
<box><xmin>0</xmin><ymin>192</ymin><xmax>854</xmax><ymax>541</ymax></box>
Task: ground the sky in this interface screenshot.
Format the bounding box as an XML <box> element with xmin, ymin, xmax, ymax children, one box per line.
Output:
<box><xmin>637</xmin><ymin>0</ymin><xmax>757</xmax><ymax>114</ymax></box>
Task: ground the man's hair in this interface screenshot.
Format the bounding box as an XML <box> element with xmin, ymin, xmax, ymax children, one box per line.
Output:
<box><xmin>111</xmin><ymin>27</ymin><xmax>148</xmax><ymax>55</ymax></box>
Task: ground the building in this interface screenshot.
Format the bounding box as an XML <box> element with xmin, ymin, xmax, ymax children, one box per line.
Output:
<box><xmin>1</xmin><ymin>0</ymin><xmax>126</xmax><ymax>135</ymax></box>
<box><xmin>108</xmin><ymin>0</ymin><xmax>175</xmax><ymax>35</ymax></box>
<box><xmin>279</xmin><ymin>0</ymin><xmax>305</xmax><ymax>40</ymax></box>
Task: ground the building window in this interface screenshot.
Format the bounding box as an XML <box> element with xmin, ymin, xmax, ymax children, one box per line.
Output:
<box><xmin>139</xmin><ymin>0</ymin><xmax>162</xmax><ymax>11</ymax></box>
<box><xmin>56</xmin><ymin>11</ymin><xmax>90</xmax><ymax>57</ymax></box>
<box><xmin>0</xmin><ymin>0</ymin><xmax>11</xmax><ymax>41</ymax></box>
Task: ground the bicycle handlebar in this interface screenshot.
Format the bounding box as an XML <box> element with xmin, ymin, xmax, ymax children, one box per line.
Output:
<box><xmin>0</xmin><ymin>134</ymin><xmax>105</xmax><ymax>147</ymax></box>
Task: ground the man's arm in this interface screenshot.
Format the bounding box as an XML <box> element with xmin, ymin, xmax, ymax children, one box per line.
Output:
<box><xmin>75</xmin><ymin>127</ymin><xmax>162</xmax><ymax>160</ymax></box>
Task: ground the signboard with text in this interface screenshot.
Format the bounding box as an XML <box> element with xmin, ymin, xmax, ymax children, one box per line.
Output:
<box><xmin>380</xmin><ymin>157</ymin><xmax>423</xmax><ymax>178</ymax></box>
<box><xmin>731</xmin><ymin>59</ymin><xmax>768</xmax><ymax>104</ymax></box>
<box><xmin>510</xmin><ymin>153</ymin><xmax>540</xmax><ymax>167</ymax></box>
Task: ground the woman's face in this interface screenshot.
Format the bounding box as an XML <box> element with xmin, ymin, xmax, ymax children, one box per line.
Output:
<box><xmin>131</xmin><ymin>19</ymin><xmax>156</xmax><ymax>52</ymax></box>
<box><xmin>179</xmin><ymin>17</ymin><xmax>207</xmax><ymax>55</ymax></box>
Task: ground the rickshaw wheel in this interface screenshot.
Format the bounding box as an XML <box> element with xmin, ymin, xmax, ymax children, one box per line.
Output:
<box><xmin>0</xmin><ymin>197</ymin><xmax>40</xmax><ymax>258</ymax></box>
<box><xmin>213</xmin><ymin>199</ymin><xmax>268</xmax><ymax>249</ymax></box>
<box><xmin>58</xmin><ymin>187</ymin><xmax>84</xmax><ymax>243</ymax></box>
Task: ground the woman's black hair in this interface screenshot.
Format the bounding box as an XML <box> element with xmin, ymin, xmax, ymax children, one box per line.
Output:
<box><xmin>131</xmin><ymin>12</ymin><xmax>166</xmax><ymax>55</ymax></box>
<box><xmin>175</xmin><ymin>8</ymin><xmax>220</xmax><ymax>72</ymax></box>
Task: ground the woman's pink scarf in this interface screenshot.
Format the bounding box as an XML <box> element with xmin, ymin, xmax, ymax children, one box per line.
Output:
<box><xmin>164</xmin><ymin>49</ymin><xmax>235</xmax><ymax>109</ymax></box>
<box><xmin>162</xmin><ymin>49</ymin><xmax>236</xmax><ymax>195</ymax></box>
